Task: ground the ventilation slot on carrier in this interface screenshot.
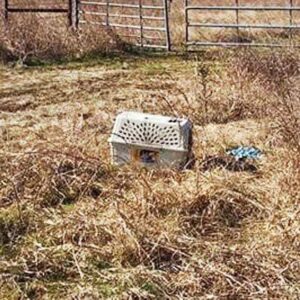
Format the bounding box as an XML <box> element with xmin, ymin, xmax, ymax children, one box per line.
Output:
<box><xmin>118</xmin><ymin>120</ymin><xmax>180</xmax><ymax>146</ymax></box>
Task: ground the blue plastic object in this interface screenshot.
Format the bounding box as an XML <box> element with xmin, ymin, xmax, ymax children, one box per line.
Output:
<box><xmin>227</xmin><ymin>146</ymin><xmax>262</xmax><ymax>160</ymax></box>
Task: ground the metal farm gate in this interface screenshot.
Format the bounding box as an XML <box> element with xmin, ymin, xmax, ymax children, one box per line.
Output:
<box><xmin>3</xmin><ymin>1</ymin><xmax>300</xmax><ymax>50</ymax></box>
<box><xmin>79</xmin><ymin>0</ymin><xmax>171</xmax><ymax>50</ymax></box>
<box><xmin>185</xmin><ymin>0</ymin><xmax>300</xmax><ymax>48</ymax></box>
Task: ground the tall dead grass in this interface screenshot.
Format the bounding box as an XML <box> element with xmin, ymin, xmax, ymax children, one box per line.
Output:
<box><xmin>0</xmin><ymin>12</ymin><xmax>117</xmax><ymax>64</ymax></box>
<box><xmin>0</xmin><ymin>2</ymin><xmax>300</xmax><ymax>299</ymax></box>
<box><xmin>233</xmin><ymin>49</ymin><xmax>300</xmax><ymax>152</ymax></box>
<box><xmin>0</xmin><ymin>47</ymin><xmax>299</xmax><ymax>298</ymax></box>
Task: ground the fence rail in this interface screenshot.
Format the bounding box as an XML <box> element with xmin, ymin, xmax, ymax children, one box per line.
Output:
<box><xmin>185</xmin><ymin>0</ymin><xmax>300</xmax><ymax>48</ymax></box>
<box><xmin>3</xmin><ymin>0</ymin><xmax>75</xmax><ymax>26</ymax></box>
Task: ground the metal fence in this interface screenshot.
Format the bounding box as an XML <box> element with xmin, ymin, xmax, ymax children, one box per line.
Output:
<box><xmin>185</xmin><ymin>0</ymin><xmax>300</xmax><ymax>48</ymax></box>
<box><xmin>79</xmin><ymin>0</ymin><xmax>171</xmax><ymax>50</ymax></box>
<box><xmin>3</xmin><ymin>1</ymin><xmax>300</xmax><ymax>50</ymax></box>
<box><xmin>3</xmin><ymin>0</ymin><xmax>170</xmax><ymax>50</ymax></box>
<box><xmin>3</xmin><ymin>0</ymin><xmax>74</xmax><ymax>26</ymax></box>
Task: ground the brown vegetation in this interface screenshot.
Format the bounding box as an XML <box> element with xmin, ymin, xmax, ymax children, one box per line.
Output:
<box><xmin>0</xmin><ymin>48</ymin><xmax>299</xmax><ymax>298</ymax></box>
<box><xmin>0</xmin><ymin>1</ymin><xmax>299</xmax><ymax>299</ymax></box>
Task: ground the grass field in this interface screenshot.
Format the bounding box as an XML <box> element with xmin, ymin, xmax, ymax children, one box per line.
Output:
<box><xmin>0</xmin><ymin>50</ymin><xmax>299</xmax><ymax>299</ymax></box>
<box><xmin>0</xmin><ymin>1</ymin><xmax>300</xmax><ymax>299</ymax></box>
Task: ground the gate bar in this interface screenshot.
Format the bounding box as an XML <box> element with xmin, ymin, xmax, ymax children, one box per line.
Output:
<box><xmin>80</xmin><ymin>2</ymin><xmax>164</xmax><ymax>10</ymax></box>
<box><xmin>5</xmin><ymin>8</ymin><xmax>69</xmax><ymax>13</ymax></box>
<box><xmin>82</xmin><ymin>11</ymin><xmax>164</xmax><ymax>21</ymax></box>
<box><xmin>80</xmin><ymin>21</ymin><xmax>166</xmax><ymax>31</ymax></box>
<box><xmin>187</xmin><ymin>41</ymin><xmax>300</xmax><ymax>48</ymax></box>
<box><xmin>188</xmin><ymin>23</ymin><xmax>300</xmax><ymax>29</ymax></box>
<box><xmin>185</xmin><ymin>6</ymin><xmax>300</xmax><ymax>11</ymax></box>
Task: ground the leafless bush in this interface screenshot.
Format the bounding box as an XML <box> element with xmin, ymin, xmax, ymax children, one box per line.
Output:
<box><xmin>0</xmin><ymin>14</ymin><xmax>115</xmax><ymax>63</ymax></box>
<box><xmin>235</xmin><ymin>49</ymin><xmax>300</xmax><ymax>88</ymax></box>
<box><xmin>234</xmin><ymin>49</ymin><xmax>300</xmax><ymax>152</ymax></box>
<box><xmin>158</xmin><ymin>53</ymin><xmax>268</xmax><ymax>125</ymax></box>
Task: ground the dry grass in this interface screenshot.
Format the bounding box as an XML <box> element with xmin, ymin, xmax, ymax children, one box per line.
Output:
<box><xmin>0</xmin><ymin>48</ymin><xmax>299</xmax><ymax>299</ymax></box>
<box><xmin>0</xmin><ymin>8</ymin><xmax>119</xmax><ymax>64</ymax></box>
<box><xmin>0</xmin><ymin>1</ymin><xmax>300</xmax><ymax>299</ymax></box>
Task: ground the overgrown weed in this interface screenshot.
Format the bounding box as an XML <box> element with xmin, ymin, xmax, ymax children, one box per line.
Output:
<box><xmin>0</xmin><ymin>32</ymin><xmax>299</xmax><ymax>300</ymax></box>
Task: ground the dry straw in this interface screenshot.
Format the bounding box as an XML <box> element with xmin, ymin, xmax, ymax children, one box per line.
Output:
<box><xmin>0</xmin><ymin>1</ymin><xmax>299</xmax><ymax>299</ymax></box>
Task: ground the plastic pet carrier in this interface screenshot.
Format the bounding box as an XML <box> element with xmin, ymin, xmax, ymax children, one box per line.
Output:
<box><xmin>108</xmin><ymin>111</ymin><xmax>193</xmax><ymax>169</ymax></box>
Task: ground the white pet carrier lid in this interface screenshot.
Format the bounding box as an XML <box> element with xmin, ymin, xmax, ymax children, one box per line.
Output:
<box><xmin>108</xmin><ymin>111</ymin><xmax>192</xmax><ymax>151</ymax></box>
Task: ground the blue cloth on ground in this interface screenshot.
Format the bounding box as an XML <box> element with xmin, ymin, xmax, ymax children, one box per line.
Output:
<box><xmin>227</xmin><ymin>146</ymin><xmax>262</xmax><ymax>160</ymax></box>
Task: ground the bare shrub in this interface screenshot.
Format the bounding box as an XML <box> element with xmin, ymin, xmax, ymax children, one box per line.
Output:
<box><xmin>234</xmin><ymin>49</ymin><xmax>300</xmax><ymax>152</ymax></box>
<box><xmin>235</xmin><ymin>49</ymin><xmax>300</xmax><ymax>89</ymax></box>
<box><xmin>0</xmin><ymin>14</ymin><xmax>114</xmax><ymax>63</ymax></box>
<box><xmin>157</xmin><ymin>53</ymin><xmax>267</xmax><ymax>125</ymax></box>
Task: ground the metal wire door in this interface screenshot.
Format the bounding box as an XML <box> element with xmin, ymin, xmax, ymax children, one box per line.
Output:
<box><xmin>185</xmin><ymin>0</ymin><xmax>300</xmax><ymax>49</ymax></box>
<box><xmin>79</xmin><ymin>0</ymin><xmax>171</xmax><ymax>50</ymax></box>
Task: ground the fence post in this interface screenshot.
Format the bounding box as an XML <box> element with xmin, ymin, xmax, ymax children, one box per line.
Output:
<box><xmin>106</xmin><ymin>0</ymin><xmax>109</xmax><ymax>27</ymax></box>
<box><xmin>289</xmin><ymin>0</ymin><xmax>294</xmax><ymax>46</ymax></box>
<box><xmin>139</xmin><ymin>0</ymin><xmax>143</xmax><ymax>47</ymax></box>
<box><xmin>69</xmin><ymin>0</ymin><xmax>79</xmax><ymax>28</ymax></box>
<box><xmin>184</xmin><ymin>0</ymin><xmax>188</xmax><ymax>46</ymax></box>
<box><xmin>75</xmin><ymin>0</ymin><xmax>80</xmax><ymax>28</ymax></box>
<box><xmin>164</xmin><ymin>0</ymin><xmax>171</xmax><ymax>51</ymax></box>
<box><xmin>4</xmin><ymin>0</ymin><xmax>9</xmax><ymax>22</ymax></box>
<box><xmin>68</xmin><ymin>0</ymin><xmax>73</xmax><ymax>27</ymax></box>
<box><xmin>235</xmin><ymin>0</ymin><xmax>240</xmax><ymax>42</ymax></box>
